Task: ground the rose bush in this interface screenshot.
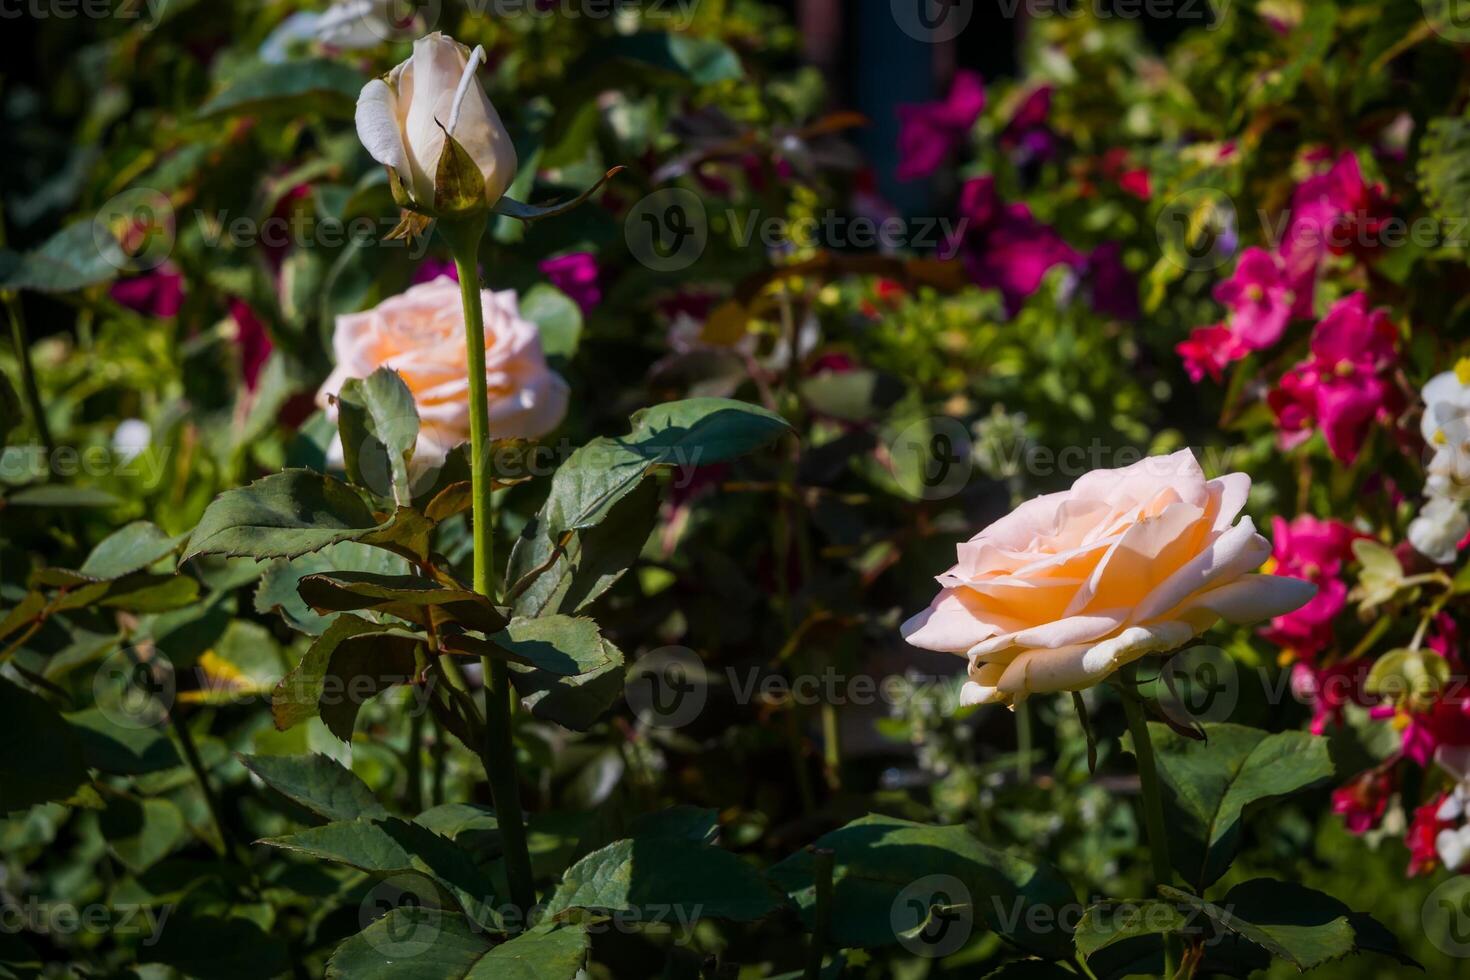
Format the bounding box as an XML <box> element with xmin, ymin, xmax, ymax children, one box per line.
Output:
<box><xmin>2</xmin><ymin>2</ymin><xmax>1468</xmax><ymax>978</ymax></box>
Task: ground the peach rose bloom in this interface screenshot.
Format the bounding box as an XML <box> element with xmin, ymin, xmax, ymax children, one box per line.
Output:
<box><xmin>902</xmin><ymin>450</ymin><xmax>1315</xmax><ymax>707</ymax></box>
<box><xmin>317</xmin><ymin>276</ymin><xmax>568</xmax><ymax>467</ymax></box>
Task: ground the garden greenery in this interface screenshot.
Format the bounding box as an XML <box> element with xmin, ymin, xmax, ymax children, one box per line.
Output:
<box><xmin>3</xmin><ymin>1</ymin><xmax>1470</xmax><ymax>977</ymax></box>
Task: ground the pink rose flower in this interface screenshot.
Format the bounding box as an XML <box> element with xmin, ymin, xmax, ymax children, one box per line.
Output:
<box><xmin>902</xmin><ymin>449</ymin><xmax>1316</xmax><ymax>706</ymax></box>
<box><xmin>317</xmin><ymin>276</ymin><xmax>569</xmax><ymax>467</ymax></box>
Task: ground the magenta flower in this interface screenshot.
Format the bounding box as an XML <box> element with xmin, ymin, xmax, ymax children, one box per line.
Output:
<box><xmin>1260</xmin><ymin>513</ymin><xmax>1364</xmax><ymax>659</ymax></box>
<box><xmin>951</xmin><ymin>177</ymin><xmax>1080</xmax><ymax>315</ymax></box>
<box><xmin>999</xmin><ymin>85</ymin><xmax>1057</xmax><ymax>164</ymax></box>
<box><xmin>1292</xmin><ymin>659</ymin><xmax>1373</xmax><ymax>735</ymax></box>
<box><xmin>896</xmin><ymin>70</ymin><xmax>985</xmax><ymax>182</ymax></box>
<box><xmin>111</xmin><ymin>263</ymin><xmax>185</xmax><ymax>318</ymax></box>
<box><xmin>1332</xmin><ymin>768</ymin><xmax>1394</xmax><ymax>834</ymax></box>
<box><xmin>1083</xmin><ymin>242</ymin><xmax>1139</xmax><ymax>321</ymax></box>
<box><xmin>1267</xmin><ymin>292</ymin><xmax>1399</xmax><ymax>462</ymax></box>
<box><xmin>229</xmin><ymin>299</ymin><xmax>273</xmax><ymax>392</ymax></box>
<box><xmin>1279</xmin><ymin>152</ymin><xmax>1389</xmax><ymax>317</ymax></box>
<box><xmin>1213</xmin><ymin>247</ymin><xmax>1294</xmax><ymax>350</ymax></box>
<box><xmin>413</xmin><ymin>258</ymin><xmax>459</xmax><ymax>284</ymax></box>
<box><xmin>540</xmin><ymin>252</ymin><xmax>602</xmax><ymax>314</ymax></box>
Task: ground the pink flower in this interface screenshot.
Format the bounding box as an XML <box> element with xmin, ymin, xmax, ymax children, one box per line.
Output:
<box><xmin>539</xmin><ymin>251</ymin><xmax>601</xmax><ymax>314</ymax></box>
<box><xmin>897</xmin><ymin>71</ymin><xmax>985</xmax><ymax>182</ymax></box>
<box><xmin>1397</xmin><ymin>694</ymin><xmax>1470</xmax><ymax>767</ymax></box>
<box><xmin>111</xmin><ymin>263</ymin><xmax>185</xmax><ymax>318</ymax></box>
<box><xmin>1213</xmin><ymin>248</ymin><xmax>1294</xmax><ymax>350</ymax></box>
<box><xmin>1260</xmin><ymin>514</ymin><xmax>1364</xmax><ymax>658</ymax></box>
<box><xmin>1279</xmin><ymin>152</ymin><xmax>1390</xmax><ymax>317</ymax></box>
<box><xmin>413</xmin><ymin>258</ymin><xmax>460</xmax><ymax>284</ymax></box>
<box><xmin>1084</xmin><ymin>242</ymin><xmax>1139</xmax><ymax>321</ymax></box>
<box><xmin>901</xmin><ymin>449</ymin><xmax>1316</xmax><ymax>707</ymax></box>
<box><xmin>1267</xmin><ymin>293</ymin><xmax>1399</xmax><ymax>462</ymax></box>
<box><xmin>951</xmin><ymin>177</ymin><xmax>1081</xmax><ymax>316</ymax></box>
<box><xmin>1176</xmin><ymin>325</ymin><xmax>1249</xmax><ymax>383</ymax></box>
<box><xmin>317</xmin><ymin>277</ymin><xmax>569</xmax><ymax>468</ymax></box>
<box><xmin>1292</xmin><ymin>658</ymin><xmax>1373</xmax><ymax>734</ymax></box>
<box><xmin>1333</xmin><ymin>768</ymin><xmax>1394</xmax><ymax>833</ymax></box>
<box><xmin>1000</xmin><ymin>86</ymin><xmax>1057</xmax><ymax>164</ymax></box>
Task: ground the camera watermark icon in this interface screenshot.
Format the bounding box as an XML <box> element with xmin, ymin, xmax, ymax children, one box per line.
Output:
<box><xmin>624</xmin><ymin>646</ymin><xmax>709</xmax><ymax>729</ymax></box>
<box><xmin>1156</xmin><ymin>187</ymin><xmax>1238</xmax><ymax>272</ymax></box>
<box><xmin>1158</xmin><ymin>645</ymin><xmax>1239</xmax><ymax>727</ymax></box>
<box><xmin>625</xmin><ymin>189</ymin><xmax>708</xmax><ymax>272</ymax></box>
<box><xmin>94</xmin><ymin>188</ymin><xmax>175</xmax><ymax>273</ymax></box>
<box><xmin>1423</xmin><ymin>874</ymin><xmax>1470</xmax><ymax>958</ymax></box>
<box><xmin>93</xmin><ymin>646</ymin><xmax>176</xmax><ymax>730</ymax></box>
<box><xmin>359</xmin><ymin>875</ymin><xmax>446</xmax><ymax>959</ymax></box>
<box><xmin>359</xmin><ymin>0</ymin><xmax>441</xmax><ymax>41</ymax></box>
<box><xmin>891</xmin><ymin>0</ymin><xmax>974</xmax><ymax>43</ymax></box>
<box><xmin>886</xmin><ymin>417</ymin><xmax>974</xmax><ymax>501</ymax></box>
<box><xmin>1420</xmin><ymin>0</ymin><xmax>1470</xmax><ymax>43</ymax></box>
<box><xmin>892</xmin><ymin>874</ymin><xmax>974</xmax><ymax>958</ymax></box>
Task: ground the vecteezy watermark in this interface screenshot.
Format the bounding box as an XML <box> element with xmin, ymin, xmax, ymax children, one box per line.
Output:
<box><xmin>892</xmin><ymin>874</ymin><xmax>975</xmax><ymax>957</ymax></box>
<box><xmin>1423</xmin><ymin>874</ymin><xmax>1470</xmax><ymax>958</ymax></box>
<box><xmin>359</xmin><ymin>875</ymin><xmax>706</xmax><ymax>953</ymax></box>
<box><xmin>192</xmin><ymin>209</ymin><xmax>433</xmax><ymax>260</ymax></box>
<box><xmin>1156</xmin><ymin>187</ymin><xmax>1238</xmax><ymax>272</ymax></box>
<box><xmin>463</xmin><ymin>0</ymin><xmax>699</xmax><ymax>27</ymax></box>
<box><xmin>891</xmin><ymin>0</ymin><xmax>975</xmax><ymax>43</ymax></box>
<box><xmin>994</xmin><ymin>0</ymin><xmax>1224</xmax><ymax>28</ymax></box>
<box><xmin>0</xmin><ymin>0</ymin><xmax>168</xmax><ymax>21</ymax></box>
<box><xmin>0</xmin><ymin>443</ymin><xmax>173</xmax><ymax>488</ymax></box>
<box><xmin>0</xmin><ymin>899</ymin><xmax>172</xmax><ymax>945</ymax></box>
<box><xmin>724</xmin><ymin>210</ymin><xmax>968</xmax><ymax>255</ymax></box>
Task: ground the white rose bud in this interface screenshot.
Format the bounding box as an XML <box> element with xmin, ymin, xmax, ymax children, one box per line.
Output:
<box><xmin>355</xmin><ymin>32</ymin><xmax>518</xmax><ymax>216</ymax></box>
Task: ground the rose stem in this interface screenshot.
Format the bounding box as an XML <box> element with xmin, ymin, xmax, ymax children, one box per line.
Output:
<box><xmin>1119</xmin><ymin>662</ymin><xmax>1178</xmax><ymax>977</ymax></box>
<box><xmin>0</xmin><ymin>206</ymin><xmax>54</xmax><ymax>456</ymax></box>
<box><xmin>447</xmin><ymin>226</ymin><xmax>537</xmax><ymax>924</ymax></box>
<box><xmin>803</xmin><ymin>846</ymin><xmax>834</xmax><ymax>980</ymax></box>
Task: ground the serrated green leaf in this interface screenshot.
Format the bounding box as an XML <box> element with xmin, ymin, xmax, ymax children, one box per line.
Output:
<box><xmin>767</xmin><ymin>814</ymin><xmax>1075</xmax><ymax>959</ymax></box>
<box><xmin>272</xmin><ymin>614</ymin><xmax>421</xmax><ymax>740</ymax></box>
<box><xmin>198</xmin><ymin>58</ymin><xmax>362</xmax><ymax>120</ymax></box>
<box><xmin>262</xmin><ymin>817</ymin><xmax>502</xmax><ymax>929</ymax></box>
<box><xmin>239</xmin><ymin>752</ymin><xmax>388</xmax><ymax>823</ymax></box>
<box><xmin>185</xmin><ymin>470</ymin><xmax>432</xmax><ymax>562</ymax></box>
<box><xmin>338</xmin><ymin>367</ymin><xmax>420</xmax><ymax>505</ymax></box>
<box><xmin>298</xmin><ymin>571</ymin><xmax>506</xmax><ymax>633</ymax></box>
<box><xmin>1134</xmin><ymin>723</ymin><xmax>1335</xmax><ymax>891</ymax></box>
<box><xmin>0</xmin><ymin>676</ymin><xmax>88</xmax><ymax>814</ymax></box>
<box><xmin>545</xmin><ymin>837</ymin><xmax>781</xmax><ymax>923</ymax></box>
<box><xmin>507</xmin><ymin>475</ymin><xmax>658</xmax><ymax>618</ymax></box>
<box><xmin>1162</xmin><ymin>879</ymin><xmax>1416</xmax><ymax>972</ymax></box>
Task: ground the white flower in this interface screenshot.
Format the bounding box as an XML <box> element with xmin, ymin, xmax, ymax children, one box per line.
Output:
<box><xmin>355</xmin><ymin>33</ymin><xmax>518</xmax><ymax>215</ymax></box>
<box><xmin>260</xmin><ymin>0</ymin><xmax>413</xmax><ymax>64</ymax></box>
<box><xmin>112</xmin><ymin>419</ymin><xmax>151</xmax><ymax>462</ymax></box>
<box><xmin>1422</xmin><ymin>361</ymin><xmax>1470</xmax><ymax>499</ymax></box>
<box><xmin>1408</xmin><ymin>496</ymin><xmax>1469</xmax><ymax>565</ymax></box>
